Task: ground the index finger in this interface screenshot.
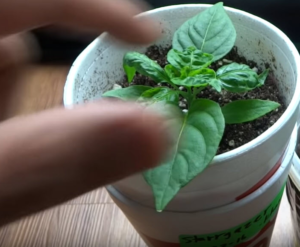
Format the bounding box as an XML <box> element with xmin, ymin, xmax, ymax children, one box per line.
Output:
<box><xmin>0</xmin><ymin>0</ymin><xmax>160</xmax><ymax>44</ymax></box>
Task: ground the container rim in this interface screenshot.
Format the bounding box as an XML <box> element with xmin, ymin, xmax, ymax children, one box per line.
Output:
<box><xmin>63</xmin><ymin>4</ymin><xmax>300</xmax><ymax>166</ymax></box>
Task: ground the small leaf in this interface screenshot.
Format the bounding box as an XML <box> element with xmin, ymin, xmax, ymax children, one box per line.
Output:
<box><xmin>188</xmin><ymin>68</ymin><xmax>203</xmax><ymax>77</ymax></box>
<box><xmin>180</xmin><ymin>66</ymin><xmax>190</xmax><ymax>79</ymax></box>
<box><xmin>216</xmin><ymin>63</ymin><xmax>262</xmax><ymax>93</ymax></box>
<box><xmin>258</xmin><ymin>69</ymin><xmax>269</xmax><ymax>86</ymax></box>
<box><xmin>123</xmin><ymin>52</ymin><xmax>169</xmax><ymax>83</ymax></box>
<box><xmin>164</xmin><ymin>64</ymin><xmax>180</xmax><ymax>79</ymax></box>
<box><xmin>167</xmin><ymin>47</ymin><xmax>214</xmax><ymax>70</ymax></box>
<box><xmin>139</xmin><ymin>87</ymin><xmax>179</xmax><ymax>105</ymax></box>
<box><xmin>172</xmin><ymin>2</ymin><xmax>236</xmax><ymax>61</ymax></box>
<box><xmin>222</xmin><ymin>99</ymin><xmax>280</xmax><ymax>124</ymax></box>
<box><xmin>209</xmin><ymin>79</ymin><xmax>222</xmax><ymax>92</ymax></box>
<box><xmin>123</xmin><ymin>64</ymin><xmax>136</xmax><ymax>83</ymax></box>
<box><xmin>144</xmin><ymin>99</ymin><xmax>225</xmax><ymax>211</ymax></box>
<box><xmin>102</xmin><ymin>85</ymin><xmax>151</xmax><ymax>100</ymax></box>
<box><xmin>172</xmin><ymin>68</ymin><xmax>216</xmax><ymax>87</ymax></box>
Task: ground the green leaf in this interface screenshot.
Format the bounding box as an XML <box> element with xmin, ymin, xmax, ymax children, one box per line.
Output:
<box><xmin>216</xmin><ymin>63</ymin><xmax>262</xmax><ymax>93</ymax></box>
<box><xmin>164</xmin><ymin>64</ymin><xmax>180</xmax><ymax>79</ymax></box>
<box><xmin>123</xmin><ymin>64</ymin><xmax>136</xmax><ymax>83</ymax></box>
<box><xmin>138</xmin><ymin>87</ymin><xmax>179</xmax><ymax>105</ymax></box>
<box><xmin>167</xmin><ymin>47</ymin><xmax>214</xmax><ymax>70</ymax></box>
<box><xmin>144</xmin><ymin>99</ymin><xmax>225</xmax><ymax>211</ymax></box>
<box><xmin>209</xmin><ymin>79</ymin><xmax>222</xmax><ymax>92</ymax></box>
<box><xmin>102</xmin><ymin>85</ymin><xmax>151</xmax><ymax>100</ymax></box>
<box><xmin>258</xmin><ymin>69</ymin><xmax>269</xmax><ymax>86</ymax></box>
<box><xmin>180</xmin><ymin>66</ymin><xmax>190</xmax><ymax>79</ymax></box>
<box><xmin>123</xmin><ymin>52</ymin><xmax>169</xmax><ymax>83</ymax></box>
<box><xmin>222</xmin><ymin>99</ymin><xmax>280</xmax><ymax>124</ymax></box>
<box><xmin>172</xmin><ymin>2</ymin><xmax>236</xmax><ymax>61</ymax></box>
<box><xmin>171</xmin><ymin>68</ymin><xmax>216</xmax><ymax>87</ymax></box>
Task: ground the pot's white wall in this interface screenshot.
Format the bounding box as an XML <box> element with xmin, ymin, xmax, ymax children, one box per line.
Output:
<box><xmin>64</xmin><ymin>4</ymin><xmax>300</xmax><ymax>211</ymax></box>
<box><xmin>107</xmin><ymin>125</ymin><xmax>297</xmax><ymax>243</ymax></box>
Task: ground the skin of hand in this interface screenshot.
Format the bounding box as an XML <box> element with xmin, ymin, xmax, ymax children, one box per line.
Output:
<box><xmin>0</xmin><ymin>0</ymin><xmax>169</xmax><ymax>226</ymax></box>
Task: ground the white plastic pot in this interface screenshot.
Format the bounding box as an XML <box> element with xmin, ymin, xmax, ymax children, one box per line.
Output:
<box><xmin>63</xmin><ymin>4</ymin><xmax>300</xmax><ymax>211</ymax></box>
<box><xmin>107</xmin><ymin>125</ymin><xmax>297</xmax><ymax>247</ymax></box>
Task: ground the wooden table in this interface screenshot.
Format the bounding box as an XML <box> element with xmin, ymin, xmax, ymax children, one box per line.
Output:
<box><xmin>0</xmin><ymin>65</ymin><xmax>294</xmax><ymax>247</ymax></box>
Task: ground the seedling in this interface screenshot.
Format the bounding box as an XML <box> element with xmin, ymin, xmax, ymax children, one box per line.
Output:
<box><xmin>103</xmin><ymin>2</ymin><xmax>280</xmax><ymax>211</ymax></box>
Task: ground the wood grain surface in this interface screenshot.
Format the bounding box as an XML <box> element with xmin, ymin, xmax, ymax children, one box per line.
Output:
<box><xmin>0</xmin><ymin>65</ymin><xmax>295</xmax><ymax>247</ymax></box>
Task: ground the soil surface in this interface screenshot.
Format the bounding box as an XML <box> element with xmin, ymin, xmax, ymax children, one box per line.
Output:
<box><xmin>119</xmin><ymin>46</ymin><xmax>285</xmax><ymax>154</ymax></box>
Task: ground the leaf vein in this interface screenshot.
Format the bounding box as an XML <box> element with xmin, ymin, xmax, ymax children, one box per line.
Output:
<box><xmin>158</xmin><ymin>113</ymin><xmax>188</xmax><ymax>208</ymax></box>
<box><xmin>200</xmin><ymin>8</ymin><xmax>217</xmax><ymax>51</ymax></box>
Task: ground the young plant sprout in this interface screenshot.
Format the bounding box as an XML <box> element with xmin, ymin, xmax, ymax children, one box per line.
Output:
<box><xmin>102</xmin><ymin>2</ymin><xmax>280</xmax><ymax>212</ymax></box>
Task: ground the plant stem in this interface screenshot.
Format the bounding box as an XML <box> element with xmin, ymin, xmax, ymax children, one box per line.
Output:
<box><xmin>187</xmin><ymin>87</ymin><xmax>194</xmax><ymax>106</ymax></box>
<box><xmin>164</xmin><ymin>80</ymin><xmax>179</xmax><ymax>90</ymax></box>
<box><xmin>172</xmin><ymin>84</ymin><xmax>179</xmax><ymax>90</ymax></box>
<box><xmin>178</xmin><ymin>91</ymin><xmax>188</xmax><ymax>99</ymax></box>
<box><xmin>193</xmin><ymin>87</ymin><xmax>205</xmax><ymax>97</ymax></box>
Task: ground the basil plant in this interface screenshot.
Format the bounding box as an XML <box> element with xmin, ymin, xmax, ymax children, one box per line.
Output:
<box><xmin>103</xmin><ymin>2</ymin><xmax>280</xmax><ymax>212</ymax></box>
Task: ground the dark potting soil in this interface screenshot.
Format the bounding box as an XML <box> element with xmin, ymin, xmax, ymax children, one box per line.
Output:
<box><xmin>119</xmin><ymin>46</ymin><xmax>285</xmax><ymax>154</ymax></box>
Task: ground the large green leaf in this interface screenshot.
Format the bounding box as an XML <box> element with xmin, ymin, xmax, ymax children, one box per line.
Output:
<box><xmin>172</xmin><ymin>2</ymin><xmax>236</xmax><ymax>61</ymax></box>
<box><xmin>216</xmin><ymin>63</ymin><xmax>262</xmax><ymax>93</ymax></box>
<box><xmin>102</xmin><ymin>85</ymin><xmax>151</xmax><ymax>100</ymax></box>
<box><xmin>123</xmin><ymin>52</ymin><xmax>169</xmax><ymax>83</ymax></box>
<box><xmin>144</xmin><ymin>99</ymin><xmax>225</xmax><ymax>211</ymax></box>
<box><xmin>138</xmin><ymin>87</ymin><xmax>179</xmax><ymax>105</ymax></box>
<box><xmin>222</xmin><ymin>99</ymin><xmax>280</xmax><ymax>124</ymax></box>
<box><xmin>167</xmin><ymin>47</ymin><xmax>214</xmax><ymax>70</ymax></box>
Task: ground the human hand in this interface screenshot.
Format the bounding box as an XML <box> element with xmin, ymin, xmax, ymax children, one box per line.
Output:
<box><xmin>0</xmin><ymin>0</ymin><xmax>169</xmax><ymax>226</ymax></box>
<box><xmin>0</xmin><ymin>0</ymin><xmax>159</xmax><ymax>70</ymax></box>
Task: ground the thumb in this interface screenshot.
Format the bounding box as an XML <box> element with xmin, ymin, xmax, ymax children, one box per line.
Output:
<box><xmin>0</xmin><ymin>100</ymin><xmax>169</xmax><ymax>226</ymax></box>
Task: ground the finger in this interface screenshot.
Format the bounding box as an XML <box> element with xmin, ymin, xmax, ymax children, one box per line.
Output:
<box><xmin>0</xmin><ymin>100</ymin><xmax>169</xmax><ymax>226</ymax></box>
<box><xmin>0</xmin><ymin>33</ymin><xmax>40</xmax><ymax>71</ymax></box>
<box><xmin>38</xmin><ymin>0</ymin><xmax>153</xmax><ymax>42</ymax></box>
<box><xmin>61</xmin><ymin>0</ymin><xmax>160</xmax><ymax>43</ymax></box>
<box><xmin>34</xmin><ymin>25</ymin><xmax>98</xmax><ymax>43</ymax></box>
<box><xmin>0</xmin><ymin>0</ymin><xmax>160</xmax><ymax>44</ymax></box>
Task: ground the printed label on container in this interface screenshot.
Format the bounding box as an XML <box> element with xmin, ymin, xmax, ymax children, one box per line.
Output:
<box><xmin>179</xmin><ymin>185</ymin><xmax>285</xmax><ymax>247</ymax></box>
